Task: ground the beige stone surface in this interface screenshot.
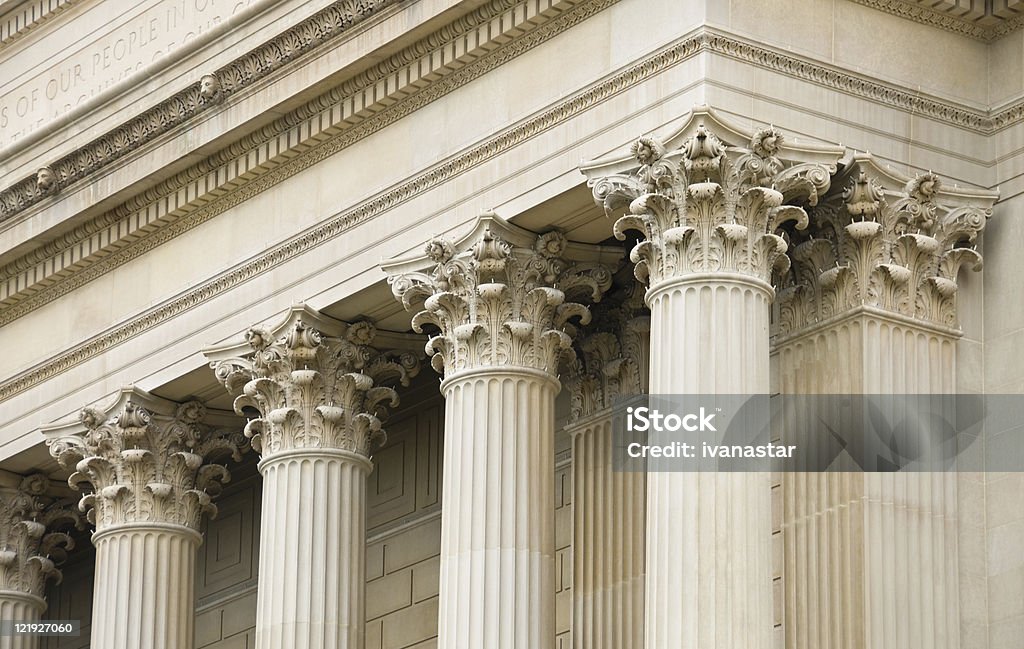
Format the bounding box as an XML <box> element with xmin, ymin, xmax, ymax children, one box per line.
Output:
<box><xmin>1</xmin><ymin>0</ymin><xmax>1023</xmax><ymax>647</ymax></box>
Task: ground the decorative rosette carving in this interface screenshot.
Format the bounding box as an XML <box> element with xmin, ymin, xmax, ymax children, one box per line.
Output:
<box><xmin>384</xmin><ymin>213</ymin><xmax>618</xmax><ymax>377</ymax></box>
<box><xmin>776</xmin><ymin>161</ymin><xmax>993</xmax><ymax>333</ymax></box>
<box><xmin>211</xmin><ymin>317</ymin><xmax>422</xmax><ymax>458</ymax></box>
<box><xmin>0</xmin><ymin>475</ymin><xmax>84</xmax><ymax>599</ymax></box>
<box><xmin>564</xmin><ymin>279</ymin><xmax>650</xmax><ymax>421</ymax></box>
<box><xmin>590</xmin><ymin>123</ymin><xmax>833</xmax><ymax>287</ymax></box>
<box><xmin>46</xmin><ymin>400</ymin><xmax>247</xmax><ymax>532</ymax></box>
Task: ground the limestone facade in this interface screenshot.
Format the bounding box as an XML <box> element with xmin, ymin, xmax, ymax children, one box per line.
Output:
<box><xmin>0</xmin><ymin>0</ymin><xmax>1022</xmax><ymax>648</ymax></box>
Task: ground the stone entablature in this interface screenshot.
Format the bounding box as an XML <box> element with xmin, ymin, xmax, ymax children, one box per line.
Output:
<box><xmin>0</xmin><ymin>0</ymin><xmax>604</xmax><ymax>329</ymax></box>
<box><xmin>852</xmin><ymin>0</ymin><xmax>1024</xmax><ymax>41</ymax></box>
<box><xmin>0</xmin><ymin>0</ymin><xmax>398</xmax><ymax>218</ymax></box>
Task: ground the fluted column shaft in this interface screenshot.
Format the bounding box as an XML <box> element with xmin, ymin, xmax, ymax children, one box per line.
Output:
<box><xmin>646</xmin><ymin>277</ymin><xmax>775</xmax><ymax>649</ymax></box>
<box><xmin>46</xmin><ymin>393</ymin><xmax>245</xmax><ymax>649</ymax></box>
<box><xmin>777</xmin><ymin>315</ymin><xmax>960</xmax><ymax>649</ymax></box>
<box><xmin>438</xmin><ymin>367</ymin><xmax>557</xmax><ymax>649</ymax></box>
<box><xmin>206</xmin><ymin>312</ymin><xmax>419</xmax><ymax>649</ymax></box>
<box><xmin>256</xmin><ymin>449</ymin><xmax>370</xmax><ymax>648</ymax></box>
<box><xmin>90</xmin><ymin>524</ymin><xmax>199</xmax><ymax>649</ymax></box>
<box><xmin>570</xmin><ymin>415</ymin><xmax>645</xmax><ymax>649</ymax></box>
<box><xmin>0</xmin><ymin>593</ymin><xmax>44</xmax><ymax>649</ymax></box>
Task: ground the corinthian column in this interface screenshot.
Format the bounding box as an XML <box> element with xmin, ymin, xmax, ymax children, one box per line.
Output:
<box><xmin>563</xmin><ymin>280</ymin><xmax>649</xmax><ymax>649</ymax></box>
<box><xmin>774</xmin><ymin>158</ymin><xmax>995</xmax><ymax>649</ymax></box>
<box><xmin>584</xmin><ymin>110</ymin><xmax>839</xmax><ymax>649</ymax></box>
<box><xmin>0</xmin><ymin>475</ymin><xmax>80</xmax><ymax>649</ymax></box>
<box><xmin>45</xmin><ymin>389</ymin><xmax>246</xmax><ymax>649</ymax></box>
<box><xmin>383</xmin><ymin>213</ymin><xmax>617</xmax><ymax>649</ymax></box>
<box><xmin>206</xmin><ymin>307</ymin><xmax>421</xmax><ymax>649</ymax></box>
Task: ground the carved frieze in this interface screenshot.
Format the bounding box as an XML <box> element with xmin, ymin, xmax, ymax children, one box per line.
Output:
<box><xmin>45</xmin><ymin>391</ymin><xmax>247</xmax><ymax>532</ymax></box>
<box><xmin>588</xmin><ymin>121</ymin><xmax>835</xmax><ymax>288</ymax></box>
<box><xmin>208</xmin><ymin>308</ymin><xmax>421</xmax><ymax>458</ymax></box>
<box><xmin>383</xmin><ymin>212</ymin><xmax>619</xmax><ymax>377</ymax></box>
<box><xmin>776</xmin><ymin>156</ymin><xmax>996</xmax><ymax>333</ymax></box>
<box><xmin>0</xmin><ymin>475</ymin><xmax>83</xmax><ymax>599</ymax></box>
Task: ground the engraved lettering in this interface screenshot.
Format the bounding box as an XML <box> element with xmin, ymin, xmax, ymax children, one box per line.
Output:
<box><xmin>1</xmin><ymin>0</ymin><xmax>255</xmax><ymax>145</ymax></box>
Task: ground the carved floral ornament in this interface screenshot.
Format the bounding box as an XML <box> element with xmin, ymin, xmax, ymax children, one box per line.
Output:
<box><xmin>776</xmin><ymin>159</ymin><xmax>994</xmax><ymax>333</ymax></box>
<box><xmin>210</xmin><ymin>316</ymin><xmax>421</xmax><ymax>458</ymax></box>
<box><xmin>589</xmin><ymin>123</ymin><xmax>835</xmax><ymax>287</ymax></box>
<box><xmin>0</xmin><ymin>475</ymin><xmax>84</xmax><ymax>599</ymax></box>
<box><xmin>382</xmin><ymin>213</ymin><xmax>619</xmax><ymax>378</ymax></box>
<box><xmin>583</xmin><ymin>112</ymin><xmax>997</xmax><ymax>331</ymax></box>
<box><xmin>563</xmin><ymin>278</ymin><xmax>650</xmax><ymax>422</ymax></box>
<box><xmin>46</xmin><ymin>397</ymin><xmax>248</xmax><ymax>532</ymax></box>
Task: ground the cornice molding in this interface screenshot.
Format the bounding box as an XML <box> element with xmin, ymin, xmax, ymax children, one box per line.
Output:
<box><xmin>2</xmin><ymin>25</ymin><xmax>1018</xmax><ymax>320</ymax></box>
<box><xmin>0</xmin><ymin>0</ymin><xmax>624</xmax><ymax>403</ymax></box>
<box><xmin>3</xmin><ymin>8</ymin><xmax>1022</xmax><ymax>233</ymax></box>
<box><xmin>0</xmin><ymin>23</ymin><xmax>1011</xmax><ymax>403</ymax></box>
<box><xmin>0</xmin><ymin>0</ymin><xmax>584</xmax><ymax>322</ymax></box>
<box><xmin>698</xmin><ymin>29</ymin><xmax>997</xmax><ymax>133</ymax></box>
<box><xmin>0</xmin><ymin>0</ymin><xmax>82</xmax><ymax>48</ymax></box>
<box><xmin>0</xmin><ymin>0</ymin><xmax>399</xmax><ymax>222</ymax></box>
<box><xmin>849</xmin><ymin>0</ymin><xmax>1024</xmax><ymax>42</ymax></box>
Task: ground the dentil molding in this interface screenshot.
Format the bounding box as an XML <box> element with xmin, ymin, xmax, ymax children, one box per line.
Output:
<box><xmin>0</xmin><ymin>0</ymin><xmax>398</xmax><ymax>221</ymax></box>
<box><xmin>850</xmin><ymin>0</ymin><xmax>1024</xmax><ymax>42</ymax></box>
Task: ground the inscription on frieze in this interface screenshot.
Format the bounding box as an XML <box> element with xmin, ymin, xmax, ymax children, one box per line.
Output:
<box><xmin>0</xmin><ymin>0</ymin><xmax>255</xmax><ymax>145</ymax></box>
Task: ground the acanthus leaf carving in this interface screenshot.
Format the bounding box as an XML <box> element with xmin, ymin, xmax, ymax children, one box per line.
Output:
<box><xmin>775</xmin><ymin>161</ymin><xmax>992</xmax><ymax>334</ymax></box>
<box><xmin>591</xmin><ymin>123</ymin><xmax>832</xmax><ymax>288</ymax></box>
<box><xmin>0</xmin><ymin>475</ymin><xmax>85</xmax><ymax>599</ymax></box>
<box><xmin>564</xmin><ymin>277</ymin><xmax>650</xmax><ymax>421</ymax></box>
<box><xmin>210</xmin><ymin>314</ymin><xmax>422</xmax><ymax>458</ymax></box>
<box><xmin>46</xmin><ymin>399</ymin><xmax>248</xmax><ymax>532</ymax></box>
<box><xmin>384</xmin><ymin>212</ymin><xmax>618</xmax><ymax>377</ymax></box>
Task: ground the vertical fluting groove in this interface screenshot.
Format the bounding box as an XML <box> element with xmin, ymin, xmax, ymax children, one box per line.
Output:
<box><xmin>0</xmin><ymin>595</ymin><xmax>44</xmax><ymax>649</ymax></box>
<box><xmin>780</xmin><ymin>319</ymin><xmax>961</xmax><ymax>649</ymax></box>
<box><xmin>255</xmin><ymin>452</ymin><xmax>369</xmax><ymax>649</ymax></box>
<box><xmin>438</xmin><ymin>370</ymin><xmax>556</xmax><ymax>649</ymax></box>
<box><xmin>89</xmin><ymin>526</ymin><xmax>198</xmax><ymax>649</ymax></box>
<box><xmin>570</xmin><ymin>415</ymin><xmax>646</xmax><ymax>649</ymax></box>
<box><xmin>646</xmin><ymin>280</ymin><xmax>774</xmax><ymax>649</ymax></box>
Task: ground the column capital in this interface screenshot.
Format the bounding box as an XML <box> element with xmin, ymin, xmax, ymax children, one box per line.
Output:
<box><xmin>204</xmin><ymin>305</ymin><xmax>422</xmax><ymax>459</ymax></box>
<box><xmin>0</xmin><ymin>474</ymin><xmax>83</xmax><ymax>601</ymax></box>
<box><xmin>776</xmin><ymin>154</ymin><xmax>999</xmax><ymax>335</ymax></box>
<box><xmin>582</xmin><ymin>107</ymin><xmax>841</xmax><ymax>290</ymax></box>
<box><xmin>382</xmin><ymin>211</ymin><xmax>619</xmax><ymax>378</ymax></box>
<box><xmin>44</xmin><ymin>387</ymin><xmax>247</xmax><ymax>533</ymax></box>
<box><xmin>564</xmin><ymin>279</ymin><xmax>649</xmax><ymax>423</ymax></box>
